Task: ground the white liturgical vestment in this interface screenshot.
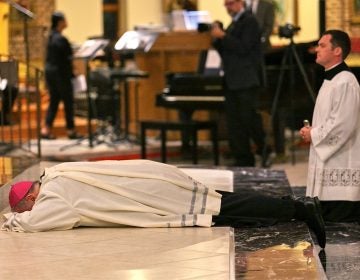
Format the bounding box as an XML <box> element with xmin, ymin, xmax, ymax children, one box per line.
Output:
<box><xmin>307</xmin><ymin>67</ymin><xmax>360</xmax><ymax>201</ymax></box>
<box><xmin>2</xmin><ymin>160</ymin><xmax>222</xmax><ymax>232</ymax></box>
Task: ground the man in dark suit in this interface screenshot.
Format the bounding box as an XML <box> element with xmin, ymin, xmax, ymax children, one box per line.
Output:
<box><xmin>247</xmin><ymin>0</ymin><xmax>275</xmax><ymax>52</ymax></box>
<box><xmin>211</xmin><ymin>0</ymin><xmax>266</xmax><ymax>166</ymax></box>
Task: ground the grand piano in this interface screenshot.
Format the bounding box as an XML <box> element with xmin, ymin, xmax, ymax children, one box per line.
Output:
<box><xmin>156</xmin><ymin>73</ymin><xmax>224</xmax><ymax>110</ymax></box>
<box><xmin>156</xmin><ymin>49</ymin><xmax>224</xmax><ymax>110</ymax></box>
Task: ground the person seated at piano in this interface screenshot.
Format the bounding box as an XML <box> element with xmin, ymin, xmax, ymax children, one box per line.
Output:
<box><xmin>211</xmin><ymin>0</ymin><xmax>269</xmax><ymax>167</ymax></box>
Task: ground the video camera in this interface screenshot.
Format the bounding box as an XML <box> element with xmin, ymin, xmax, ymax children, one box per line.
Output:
<box><xmin>278</xmin><ymin>23</ymin><xmax>301</xmax><ymax>39</ymax></box>
<box><xmin>197</xmin><ymin>21</ymin><xmax>224</xmax><ymax>33</ymax></box>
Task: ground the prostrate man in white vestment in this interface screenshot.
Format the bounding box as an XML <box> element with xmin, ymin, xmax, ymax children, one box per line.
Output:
<box><xmin>2</xmin><ymin>160</ymin><xmax>326</xmax><ymax>248</ymax></box>
<box><xmin>300</xmin><ymin>30</ymin><xmax>360</xmax><ymax>223</ymax></box>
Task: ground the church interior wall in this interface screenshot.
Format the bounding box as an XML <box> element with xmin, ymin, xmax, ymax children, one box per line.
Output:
<box><xmin>55</xmin><ymin>0</ymin><xmax>103</xmax><ymax>46</ymax></box>
<box><xmin>3</xmin><ymin>0</ymin><xmax>360</xmax><ymax>65</ymax></box>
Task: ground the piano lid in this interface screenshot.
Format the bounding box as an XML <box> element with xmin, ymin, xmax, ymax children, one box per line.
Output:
<box><xmin>165</xmin><ymin>73</ymin><xmax>223</xmax><ymax>96</ymax></box>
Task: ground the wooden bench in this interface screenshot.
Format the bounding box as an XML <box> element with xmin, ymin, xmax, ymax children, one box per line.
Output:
<box><xmin>140</xmin><ymin>120</ymin><xmax>219</xmax><ymax>165</ymax></box>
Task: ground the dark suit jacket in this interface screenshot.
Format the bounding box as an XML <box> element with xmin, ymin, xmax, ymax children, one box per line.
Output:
<box><xmin>213</xmin><ymin>10</ymin><xmax>262</xmax><ymax>90</ymax></box>
<box><xmin>254</xmin><ymin>0</ymin><xmax>275</xmax><ymax>52</ymax></box>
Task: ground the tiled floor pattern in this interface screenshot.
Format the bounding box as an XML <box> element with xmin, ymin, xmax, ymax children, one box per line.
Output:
<box><xmin>0</xmin><ymin>227</ymin><xmax>232</xmax><ymax>280</ymax></box>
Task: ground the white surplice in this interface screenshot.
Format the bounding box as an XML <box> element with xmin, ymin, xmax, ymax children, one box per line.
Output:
<box><xmin>1</xmin><ymin>160</ymin><xmax>222</xmax><ymax>232</ymax></box>
<box><xmin>307</xmin><ymin>71</ymin><xmax>360</xmax><ymax>201</ymax></box>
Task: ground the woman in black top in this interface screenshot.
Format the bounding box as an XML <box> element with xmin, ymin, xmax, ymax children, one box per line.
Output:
<box><xmin>41</xmin><ymin>11</ymin><xmax>80</xmax><ymax>139</ymax></box>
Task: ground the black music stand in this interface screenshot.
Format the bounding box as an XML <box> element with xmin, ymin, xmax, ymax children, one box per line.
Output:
<box><xmin>109</xmin><ymin>69</ymin><xmax>149</xmax><ymax>145</ymax></box>
<box><xmin>112</xmin><ymin>31</ymin><xmax>157</xmax><ymax>143</ymax></box>
<box><xmin>6</xmin><ymin>1</ymin><xmax>34</xmax><ymax>72</ymax></box>
<box><xmin>6</xmin><ymin>0</ymin><xmax>35</xmax><ymax>67</ymax></box>
<box><xmin>6</xmin><ymin>1</ymin><xmax>34</xmax><ymax>143</ymax></box>
<box><xmin>60</xmin><ymin>39</ymin><xmax>109</xmax><ymax>151</ymax></box>
<box><xmin>114</xmin><ymin>31</ymin><xmax>158</xmax><ymax>53</ymax></box>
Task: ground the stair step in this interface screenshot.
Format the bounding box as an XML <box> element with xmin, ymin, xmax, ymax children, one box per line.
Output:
<box><xmin>2</xmin><ymin>94</ymin><xmax>99</xmax><ymax>142</ymax></box>
<box><xmin>0</xmin><ymin>117</ymin><xmax>96</xmax><ymax>141</ymax></box>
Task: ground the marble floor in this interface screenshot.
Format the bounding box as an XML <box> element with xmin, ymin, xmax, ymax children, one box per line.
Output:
<box><xmin>0</xmin><ymin>139</ymin><xmax>359</xmax><ymax>279</ymax></box>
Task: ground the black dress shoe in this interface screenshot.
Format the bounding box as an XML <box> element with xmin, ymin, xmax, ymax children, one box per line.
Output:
<box><xmin>301</xmin><ymin>197</ymin><xmax>326</xmax><ymax>249</ymax></box>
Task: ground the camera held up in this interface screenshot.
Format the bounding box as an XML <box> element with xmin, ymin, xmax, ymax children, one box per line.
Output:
<box><xmin>198</xmin><ymin>20</ymin><xmax>224</xmax><ymax>33</ymax></box>
<box><xmin>278</xmin><ymin>23</ymin><xmax>301</xmax><ymax>39</ymax></box>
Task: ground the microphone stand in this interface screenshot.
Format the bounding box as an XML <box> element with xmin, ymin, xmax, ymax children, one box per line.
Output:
<box><xmin>6</xmin><ymin>1</ymin><xmax>34</xmax><ymax>79</ymax></box>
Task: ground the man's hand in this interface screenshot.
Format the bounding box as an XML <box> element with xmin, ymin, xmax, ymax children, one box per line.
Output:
<box><xmin>210</xmin><ymin>24</ymin><xmax>225</xmax><ymax>39</ymax></box>
<box><xmin>299</xmin><ymin>126</ymin><xmax>312</xmax><ymax>143</ymax></box>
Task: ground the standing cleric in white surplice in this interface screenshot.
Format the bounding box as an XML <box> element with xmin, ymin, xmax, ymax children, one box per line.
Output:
<box><xmin>307</xmin><ymin>68</ymin><xmax>360</xmax><ymax>201</ymax></box>
<box><xmin>300</xmin><ymin>30</ymin><xmax>360</xmax><ymax>222</ymax></box>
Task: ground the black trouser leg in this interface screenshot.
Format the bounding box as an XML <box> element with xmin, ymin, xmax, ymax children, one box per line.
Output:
<box><xmin>45</xmin><ymin>74</ymin><xmax>75</xmax><ymax>129</ymax></box>
<box><xmin>250</xmin><ymin>88</ymin><xmax>266</xmax><ymax>153</ymax></box>
<box><xmin>251</xmin><ymin>110</ymin><xmax>266</xmax><ymax>153</ymax></box>
<box><xmin>225</xmin><ymin>89</ymin><xmax>255</xmax><ymax>166</ymax></box>
<box><xmin>179</xmin><ymin>109</ymin><xmax>194</xmax><ymax>150</ymax></box>
<box><xmin>272</xmin><ymin>108</ymin><xmax>287</xmax><ymax>155</ymax></box>
<box><xmin>61</xmin><ymin>81</ymin><xmax>75</xmax><ymax>130</ymax></box>
<box><xmin>213</xmin><ymin>191</ymin><xmax>296</xmax><ymax>227</ymax></box>
<box><xmin>45</xmin><ymin>89</ymin><xmax>61</xmax><ymax>128</ymax></box>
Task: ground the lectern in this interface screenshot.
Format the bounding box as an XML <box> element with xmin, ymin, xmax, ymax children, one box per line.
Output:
<box><xmin>70</xmin><ymin>39</ymin><xmax>109</xmax><ymax>148</ymax></box>
<box><xmin>111</xmin><ymin>31</ymin><xmax>156</xmax><ymax>142</ymax></box>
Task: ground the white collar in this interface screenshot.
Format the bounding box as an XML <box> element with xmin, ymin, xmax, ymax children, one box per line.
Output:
<box><xmin>324</xmin><ymin>62</ymin><xmax>342</xmax><ymax>72</ymax></box>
